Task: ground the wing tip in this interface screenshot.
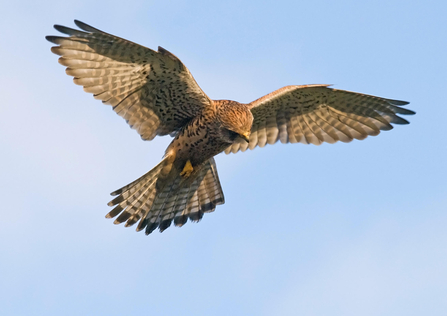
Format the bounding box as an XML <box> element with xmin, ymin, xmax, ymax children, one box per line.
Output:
<box><xmin>53</xmin><ymin>24</ymin><xmax>74</xmax><ymax>34</ymax></box>
<box><xmin>391</xmin><ymin>116</ymin><xmax>410</xmax><ymax>125</ymax></box>
<box><xmin>402</xmin><ymin>108</ymin><xmax>416</xmax><ymax>115</ymax></box>
<box><xmin>45</xmin><ymin>35</ymin><xmax>57</xmax><ymax>43</ymax></box>
<box><xmin>389</xmin><ymin>99</ymin><xmax>410</xmax><ymax>106</ymax></box>
<box><xmin>74</xmin><ymin>20</ymin><xmax>99</xmax><ymax>33</ymax></box>
<box><xmin>50</xmin><ymin>20</ymin><xmax>99</xmax><ymax>36</ymax></box>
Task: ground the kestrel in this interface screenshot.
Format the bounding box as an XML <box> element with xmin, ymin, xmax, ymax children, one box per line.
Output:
<box><xmin>46</xmin><ymin>20</ymin><xmax>415</xmax><ymax>235</ymax></box>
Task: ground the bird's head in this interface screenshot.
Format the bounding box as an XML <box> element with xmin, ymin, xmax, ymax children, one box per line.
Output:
<box><xmin>216</xmin><ymin>100</ymin><xmax>253</xmax><ymax>143</ymax></box>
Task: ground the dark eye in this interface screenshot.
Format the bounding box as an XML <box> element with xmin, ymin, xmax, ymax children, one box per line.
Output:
<box><xmin>228</xmin><ymin>130</ymin><xmax>239</xmax><ymax>141</ymax></box>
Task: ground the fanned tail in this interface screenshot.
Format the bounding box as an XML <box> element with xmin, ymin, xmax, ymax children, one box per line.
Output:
<box><xmin>106</xmin><ymin>158</ymin><xmax>169</xmax><ymax>226</ymax></box>
<box><xmin>106</xmin><ymin>158</ymin><xmax>225</xmax><ymax>235</ymax></box>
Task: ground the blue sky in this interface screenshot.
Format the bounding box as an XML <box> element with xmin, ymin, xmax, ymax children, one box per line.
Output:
<box><xmin>1</xmin><ymin>0</ymin><xmax>446</xmax><ymax>315</ymax></box>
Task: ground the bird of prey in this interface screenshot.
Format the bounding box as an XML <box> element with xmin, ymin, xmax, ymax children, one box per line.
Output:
<box><xmin>46</xmin><ymin>20</ymin><xmax>415</xmax><ymax>235</ymax></box>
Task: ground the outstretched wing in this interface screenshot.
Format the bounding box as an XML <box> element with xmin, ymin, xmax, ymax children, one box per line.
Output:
<box><xmin>46</xmin><ymin>20</ymin><xmax>212</xmax><ymax>140</ymax></box>
<box><xmin>225</xmin><ymin>85</ymin><xmax>414</xmax><ymax>154</ymax></box>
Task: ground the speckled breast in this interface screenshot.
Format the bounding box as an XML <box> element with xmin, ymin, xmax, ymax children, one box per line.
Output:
<box><xmin>167</xmin><ymin>114</ymin><xmax>230</xmax><ymax>167</ymax></box>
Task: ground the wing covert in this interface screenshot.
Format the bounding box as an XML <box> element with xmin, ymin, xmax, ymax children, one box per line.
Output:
<box><xmin>46</xmin><ymin>20</ymin><xmax>212</xmax><ymax>140</ymax></box>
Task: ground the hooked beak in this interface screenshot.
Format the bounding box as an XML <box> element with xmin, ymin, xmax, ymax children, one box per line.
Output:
<box><xmin>240</xmin><ymin>132</ymin><xmax>250</xmax><ymax>143</ymax></box>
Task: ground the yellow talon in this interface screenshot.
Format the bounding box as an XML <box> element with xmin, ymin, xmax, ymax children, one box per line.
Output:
<box><xmin>180</xmin><ymin>160</ymin><xmax>194</xmax><ymax>178</ymax></box>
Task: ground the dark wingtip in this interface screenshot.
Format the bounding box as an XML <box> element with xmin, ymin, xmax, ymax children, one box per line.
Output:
<box><xmin>387</xmin><ymin>99</ymin><xmax>415</xmax><ymax>116</ymax></box>
<box><xmin>391</xmin><ymin>116</ymin><xmax>410</xmax><ymax>125</ymax></box>
<box><xmin>74</xmin><ymin>20</ymin><xmax>88</xmax><ymax>29</ymax></box>
<box><xmin>390</xmin><ymin>100</ymin><xmax>410</xmax><ymax>106</ymax></box>
<box><xmin>74</xmin><ymin>20</ymin><xmax>102</xmax><ymax>33</ymax></box>
<box><xmin>53</xmin><ymin>24</ymin><xmax>63</xmax><ymax>31</ymax></box>
<box><xmin>45</xmin><ymin>35</ymin><xmax>55</xmax><ymax>43</ymax></box>
<box><xmin>54</xmin><ymin>24</ymin><xmax>70</xmax><ymax>34</ymax></box>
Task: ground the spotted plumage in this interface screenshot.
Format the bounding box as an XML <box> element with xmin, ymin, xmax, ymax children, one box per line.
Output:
<box><xmin>47</xmin><ymin>20</ymin><xmax>415</xmax><ymax>235</ymax></box>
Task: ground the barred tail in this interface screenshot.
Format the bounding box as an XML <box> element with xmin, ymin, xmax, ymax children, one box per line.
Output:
<box><xmin>106</xmin><ymin>158</ymin><xmax>225</xmax><ymax>235</ymax></box>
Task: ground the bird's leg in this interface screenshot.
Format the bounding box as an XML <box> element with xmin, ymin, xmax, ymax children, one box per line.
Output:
<box><xmin>180</xmin><ymin>160</ymin><xmax>194</xmax><ymax>178</ymax></box>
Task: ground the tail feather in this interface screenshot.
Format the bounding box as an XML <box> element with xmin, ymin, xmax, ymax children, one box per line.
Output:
<box><xmin>158</xmin><ymin>185</ymin><xmax>192</xmax><ymax>232</ymax></box>
<box><xmin>144</xmin><ymin>179</ymin><xmax>180</xmax><ymax>235</ymax></box>
<box><xmin>111</xmin><ymin>178</ymin><xmax>157</xmax><ymax>223</ymax></box>
<box><xmin>191</xmin><ymin>157</ymin><xmax>225</xmax><ymax>217</ymax></box>
<box><xmin>109</xmin><ymin>171</ymin><xmax>149</xmax><ymax>196</ymax></box>
<box><xmin>172</xmin><ymin>158</ymin><xmax>224</xmax><ymax>226</ymax></box>
<box><xmin>170</xmin><ymin>185</ymin><xmax>194</xmax><ymax>224</ymax></box>
<box><xmin>173</xmin><ymin>186</ymin><xmax>196</xmax><ymax>227</ymax></box>
<box><xmin>200</xmin><ymin>165</ymin><xmax>222</xmax><ymax>212</ymax></box>
<box><xmin>106</xmin><ymin>159</ymin><xmax>167</xmax><ymax>229</ymax></box>
<box><xmin>108</xmin><ymin>179</ymin><xmax>150</xmax><ymax>206</ymax></box>
<box><xmin>125</xmin><ymin>189</ymin><xmax>157</xmax><ymax>228</ymax></box>
<box><xmin>106</xmin><ymin>157</ymin><xmax>225</xmax><ymax>235</ymax></box>
<box><xmin>122</xmin><ymin>184</ymin><xmax>157</xmax><ymax>226</ymax></box>
<box><xmin>208</xmin><ymin>159</ymin><xmax>225</xmax><ymax>205</ymax></box>
<box><xmin>182</xmin><ymin>191</ymin><xmax>200</xmax><ymax>222</ymax></box>
<box><xmin>135</xmin><ymin>190</ymin><xmax>159</xmax><ymax>231</ymax></box>
<box><xmin>106</xmin><ymin>158</ymin><xmax>166</xmax><ymax>220</ymax></box>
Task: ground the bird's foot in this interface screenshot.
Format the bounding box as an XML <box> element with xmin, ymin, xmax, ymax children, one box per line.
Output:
<box><xmin>180</xmin><ymin>160</ymin><xmax>193</xmax><ymax>178</ymax></box>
